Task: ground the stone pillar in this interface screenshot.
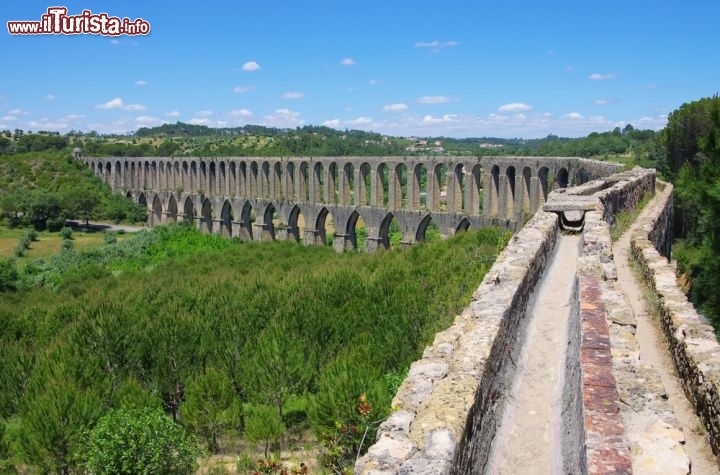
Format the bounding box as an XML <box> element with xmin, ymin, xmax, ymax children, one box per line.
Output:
<box><xmin>325</xmin><ymin>164</ymin><xmax>336</xmax><ymax>204</ymax></box>
<box><xmin>426</xmin><ymin>169</ymin><xmax>437</xmax><ymax>211</ymax></box>
<box><xmin>353</xmin><ymin>168</ymin><xmax>362</xmax><ymax>206</ymax></box>
<box><xmin>333</xmin><ymin>233</ymin><xmax>354</xmax><ymax>252</ymax></box>
<box><xmin>370</xmin><ymin>168</ymin><xmax>379</xmax><ymax>207</ymax></box>
<box><xmin>388</xmin><ymin>168</ymin><xmax>398</xmax><ymax>210</ymax></box>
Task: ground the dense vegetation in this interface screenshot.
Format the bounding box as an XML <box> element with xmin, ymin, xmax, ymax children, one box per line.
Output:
<box><xmin>1</xmin><ymin>120</ymin><xmax>659</xmax><ymax>160</ymax></box>
<box><xmin>0</xmin><ymin>223</ymin><xmax>510</xmax><ymax>472</ymax></box>
<box><xmin>0</xmin><ymin>150</ymin><xmax>146</xmax><ymax>229</ymax></box>
<box><xmin>665</xmin><ymin>96</ymin><xmax>720</xmax><ymax>327</ymax></box>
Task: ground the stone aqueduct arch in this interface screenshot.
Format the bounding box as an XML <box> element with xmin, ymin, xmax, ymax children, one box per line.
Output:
<box><xmin>86</xmin><ymin>156</ymin><xmax>612</xmax><ymax>251</ymax></box>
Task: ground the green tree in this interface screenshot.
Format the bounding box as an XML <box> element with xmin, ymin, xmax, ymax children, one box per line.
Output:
<box><xmin>63</xmin><ymin>184</ymin><xmax>101</xmax><ymax>226</ymax></box>
<box><xmin>663</xmin><ymin>97</ymin><xmax>715</xmax><ymax>178</ymax></box>
<box><xmin>180</xmin><ymin>368</ymin><xmax>239</xmax><ymax>453</ymax></box>
<box><xmin>244</xmin><ymin>404</ymin><xmax>285</xmax><ymax>459</ymax></box>
<box><xmin>0</xmin><ymin>259</ymin><xmax>18</xmax><ymax>292</ymax></box>
<box><xmin>676</xmin><ymin>95</ymin><xmax>720</xmax><ymax>324</ymax></box>
<box><xmin>83</xmin><ymin>408</ymin><xmax>200</xmax><ymax>475</ymax></box>
<box><xmin>27</xmin><ymin>189</ymin><xmax>62</xmax><ymax>230</ymax></box>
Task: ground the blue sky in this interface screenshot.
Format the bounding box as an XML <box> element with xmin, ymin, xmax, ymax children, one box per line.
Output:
<box><xmin>2</xmin><ymin>1</ymin><xmax>718</xmax><ymax>138</ymax></box>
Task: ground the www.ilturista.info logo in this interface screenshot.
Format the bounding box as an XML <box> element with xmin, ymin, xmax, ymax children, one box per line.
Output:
<box><xmin>7</xmin><ymin>7</ymin><xmax>150</xmax><ymax>36</ymax></box>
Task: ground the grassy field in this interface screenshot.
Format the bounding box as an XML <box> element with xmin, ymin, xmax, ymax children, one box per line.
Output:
<box><xmin>0</xmin><ymin>225</ymin><xmax>130</xmax><ymax>262</ymax></box>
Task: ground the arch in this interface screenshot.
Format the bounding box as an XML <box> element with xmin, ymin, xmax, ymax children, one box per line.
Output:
<box><xmin>432</xmin><ymin>162</ymin><xmax>447</xmax><ymax>211</ymax></box>
<box><xmin>286</xmin><ymin>205</ymin><xmax>304</xmax><ymax>242</ymax></box>
<box><xmin>557</xmin><ymin>167</ymin><xmax>569</xmax><ymax>188</ymax></box>
<box><xmin>261</xmin><ymin>161</ymin><xmax>271</xmax><ymax>199</ymax></box>
<box><xmin>340</xmin><ymin>162</ymin><xmax>354</xmax><ymax>205</ymax></box>
<box><xmin>199</xmin><ymin>198</ymin><xmax>213</xmax><ymax>233</ymax></box>
<box><xmin>249</xmin><ymin>161</ymin><xmax>259</xmax><ymax>198</ymax></box>
<box><xmin>298</xmin><ymin>161</ymin><xmax>310</xmax><ymax>201</ymax></box>
<box><xmin>159</xmin><ymin>161</ymin><xmax>166</xmax><ymax>190</ymax></box>
<box><xmin>167</xmin><ymin>195</ymin><xmax>178</xmax><ymax>223</ymax></box>
<box><xmin>239</xmin><ymin>201</ymin><xmax>253</xmax><ymax>241</ymax></box>
<box><xmin>344</xmin><ymin>210</ymin><xmax>365</xmax><ymax>250</ymax></box>
<box><xmin>208</xmin><ymin>161</ymin><xmax>217</xmax><ymax>195</ymax></box>
<box><xmin>182</xmin><ymin>161</ymin><xmax>189</xmax><ymax>192</ymax></box>
<box><xmin>450</xmin><ymin>163</ymin><xmax>464</xmax><ymax>212</ymax></box>
<box><xmin>522</xmin><ymin>166</ymin><xmax>532</xmax><ymax>213</ymax></box>
<box><xmin>357</xmin><ymin>162</ymin><xmax>371</xmax><ymax>206</ymax></box>
<box><xmin>229</xmin><ymin>161</ymin><xmax>237</xmax><ymax>196</ymax></box>
<box><xmin>273</xmin><ymin>162</ymin><xmax>282</xmax><ymax>200</ymax></box>
<box><xmin>130</xmin><ymin>162</ymin><xmax>137</xmax><ymax>189</ymax></box>
<box><xmin>137</xmin><ymin>192</ymin><xmax>147</xmax><ymax>209</ymax></box>
<box><xmin>182</xmin><ymin>196</ymin><xmax>195</xmax><ymax>223</ymax></box>
<box><xmin>394</xmin><ymin>163</ymin><xmax>408</xmax><ymax>209</ymax></box>
<box><xmin>326</xmin><ymin>162</ymin><xmax>339</xmax><ymax>204</ymax></box>
<box><xmin>239</xmin><ymin>162</ymin><xmax>248</xmax><ymax>196</ymax></box>
<box><xmin>456</xmin><ymin>217</ymin><xmax>471</xmax><ymax>233</ymax></box>
<box><xmin>285</xmin><ymin>162</ymin><xmax>296</xmax><ymax>200</ymax></box>
<box><xmin>114</xmin><ymin>161</ymin><xmax>122</xmax><ymax>188</ymax></box>
<box><xmin>375</xmin><ymin>163</ymin><xmax>389</xmax><ymax>207</ymax></box>
<box><xmin>312</xmin><ymin>162</ymin><xmax>324</xmax><ymax>203</ymax></box>
<box><xmin>220</xmin><ymin>200</ymin><xmax>233</xmax><ymax>237</ymax></box>
<box><xmin>151</xmin><ymin>161</ymin><xmax>158</xmax><ymax>189</ymax></box>
<box><xmin>538</xmin><ymin>166</ymin><xmax>550</xmax><ymax>202</ymax></box>
<box><xmin>315</xmin><ymin>207</ymin><xmax>334</xmax><ymax>245</ymax></box>
<box><xmin>219</xmin><ymin>161</ymin><xmax>227</xmax><ymax>195</ymax></box>
<box><xmin>415</xmin><ymin>214</ymin><xmax>435</xmax><ymax>242</ymax></box>
<box><xmin>151</xmin><ymin>194</ymin><xmax>163</xmax><ymax>225</ymax></box>
<box><xmin>199</xmin><ymin>161</ymin><xmax>208</xmax><ymax>194</ymax></box>
<box><xmin>413</xmin><ymin>162</ymin><xmax>428</xmax><ymax>210</ymax></box>
<box><xmin>172</xmin><ymin>161</ymin><xmax>180</xmax><ymax>191</ymax></box>
<box><xmin>378</xmin><ymin>212</ymin><xmax>397</xmax><ymax>249</ymax></box>
<box><xmin>469</xmin><ymin>164</ymin><xmax>483</xmax><ymax>215</ymax></box>
<box><xmin>105</xmin><ymin>162</ymin><xmax>112</xmax><ymax>185</ymax></box>
<box><xmin>506</xmin><ymin>166</ymin><xmax>516</xmax><ymax>200</ymax></box>
<box><xmin>262</xmin><ymin>203</ymin><xmax>276</xmax><ymax>241</ymax></box>
<box><xmin>190</xmin><ymin>161</ymin><xmax>198</xmax><ymax>193</ymax></box>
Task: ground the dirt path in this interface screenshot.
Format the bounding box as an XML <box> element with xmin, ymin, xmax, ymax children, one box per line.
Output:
<box><xmin>614</xmin><ymin>201</ymin><xmax>718</xmax><ymax>474</ymax></box>
<box><xmin>485</xmin><ymin>234</ymin><xmax>580</xmax><ymax>474</ymax></box>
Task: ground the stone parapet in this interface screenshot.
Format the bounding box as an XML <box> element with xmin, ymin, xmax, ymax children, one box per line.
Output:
<box><xmin>630</xmin><ymin>182</ymin><xmax>720</xmax><ymax>462</ymax></box>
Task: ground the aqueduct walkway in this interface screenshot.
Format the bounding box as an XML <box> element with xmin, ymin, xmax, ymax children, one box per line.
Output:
<box><xmin>81</xmin><ymin>153</ymin><xmax>619</xmax><ymax>251</ymax></box>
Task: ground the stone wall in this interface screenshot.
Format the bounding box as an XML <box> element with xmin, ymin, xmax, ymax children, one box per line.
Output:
<box><xmin>356</xmin><ymin>167</ymin><xmax>671</xmax><ymax>474</ymax></box>
<box><xmin>354</xmin><ymin>210</ymin><xmax>560</xmax><ymax>474</ymax></box>
<box><xmin>630</xmin><ymin>182</ymin><xmax>720</xmax><ymax>459</ymax></box>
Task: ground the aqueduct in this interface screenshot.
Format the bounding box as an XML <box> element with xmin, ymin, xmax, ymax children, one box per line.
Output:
<box><xmin>82</xmin><ymin>154</ymin><xmax>619</xmax><ymax>251</ymax></box>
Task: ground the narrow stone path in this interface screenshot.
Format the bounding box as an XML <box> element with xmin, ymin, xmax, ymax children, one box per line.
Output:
<box><xmin>614</xmin><ymin>200</ymin><xmax>718</xmax><ymax>474</ymax></box>
<box><xmin>485</xmin><ymin>234</ymin><xmax>580</xmax><ymax>474</ymax></box>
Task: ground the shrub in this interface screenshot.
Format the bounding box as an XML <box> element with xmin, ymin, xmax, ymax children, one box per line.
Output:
<box><xmin>0</xmin><ymin>258</ymin><xmax>18</xmax><ymax>291</ymax></box>
<box><xmin>61</xmin><ymin>239</ymin><xmax>73</xmax><ymax>251</ymax></box>
<box><xmin>82</xmin><ymin>408</ymin><xmax>200</xmax><ymax>475</ymax></box>
<box><xmin>103</xmin><ymin>232</ymin><xmax>117</xmax><ymax>245</ymax></box>
<box><xmin>59</xmin><ymin>227</ymin><xmax>73</xmax><ymax>240</ymax></box>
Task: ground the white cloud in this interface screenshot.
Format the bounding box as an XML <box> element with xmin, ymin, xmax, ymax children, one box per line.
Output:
<box><xmin>165</xmin><ymin>111</ymin><xmax>180</xmax><ymax>117</ymax></box>
<box><xmin>498</xmin><ymin>102</ymin><xmax>533</xmax><ymax>113</ymax></box>
<box><xmin>421</xmin><ymin>114</ymin><xmax>458</xmax><ymax>124</ymax></box>
<box><xmin>322</xmin><ymin>119</ymin><xmax>341</xmax><ymax>127</ymax></box>
<box><xmin>217</xmin><ymin>120</ymin><xmax>228</xmax><ymax>127</ymax></box>
<box><xmin>1</xmin><ymin>115</ymin><xmax>16</xmax><ymax>121</ymax></box>
<box><xmin>228</xmin><ymin>109</ymin><xmax>252</xmax><ymax>117</ymax></box>
<box><xmin>594</xmin><ymin>98</ymin><xmax>614</xmax><ymax>105</ymax></box>
<box><xmin>565</xmin><ymin>112</ymin><xmax>584</xmax><ymax>119</ymax></box>
<box><xmin>588</xmin><ymin>73</ymin><xmax>616</xmax><ymax>80</ymax></box>
<box><xmin>109</xmin><ymin>39</ymin><xmax>119</xmax><ymax>45</ymax></box>
<box><xmin>197</xmin><ymin>110</ymin><xmax>213</xmax><ymax>117</ymax></box>
<box><xmin>564</xmin><ymin>66</ymin><xmax>575</xmax><ymax>72</ymax></box>
<box><xmin>134</xmin><ymin>80</ymin><xmax>147</xmax><ymax>86</ymax></box>
<box><xmin>382</xmin><ymin>103</ymin><xmax>408</xmax><ymax>112</ymax></box>
<box><xmin>232</xmin><ymin>85</ymin><xmax>255</xmax><ymax>93</ymax></box>
<box><xmin>189</xmin><ymin>118</ymin><xmax>211</xmax><ymax>125</ymax></box>
<box><xmin>242</xmin><ymin>61</ymin><xmax>261</xmax><ymax>72</ymax></box>
<box><xmin>43</xmin><ymin>94</ymin><xmax>55</xmax><ymax>100</ymax></box>
<box><xmin>261</xmin><ymin>108</ymin><xmax>305</xmax><ymax>128</ymax></box>
<box><xmin>63</xmin><ymin>114</ymin><xmax>85</xmax><ymax>121</ymax></box>
<box><xmin>281</xmin><ymin>92</ymin><xmax>304</xmax><ymax>99</ymax></box>
<box><xmin>418</xmin><ymin>95</ymin><xmax>452</xmax><ymax>104</ymax></box>
<box><xmin>96</xmin><ymin>97</ymin><xmax>145</xmax><ymax>111</ymax></box>
<box><xmin>415</xmin><ymin>40</ymin><xmax>458</xmax><ymax>49</ymax></box>
<box><xmin>340</xmin><ymin>58</ymin><xmax>356</xmax><ymax>66</ymax></box>
<box><xmin>369</xmin><ymin>79</ymin><xmax>381</xmax><ymax>86</ymax></box>
<box><xmin>345</xmin><ymin>117</ymin><xmax>373</xmax><ymax>126</ymax></box>
<box><xmin>8</xmin><ymin>109</ymin><xmax>30</xmax><ymax>115</ymax></box>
